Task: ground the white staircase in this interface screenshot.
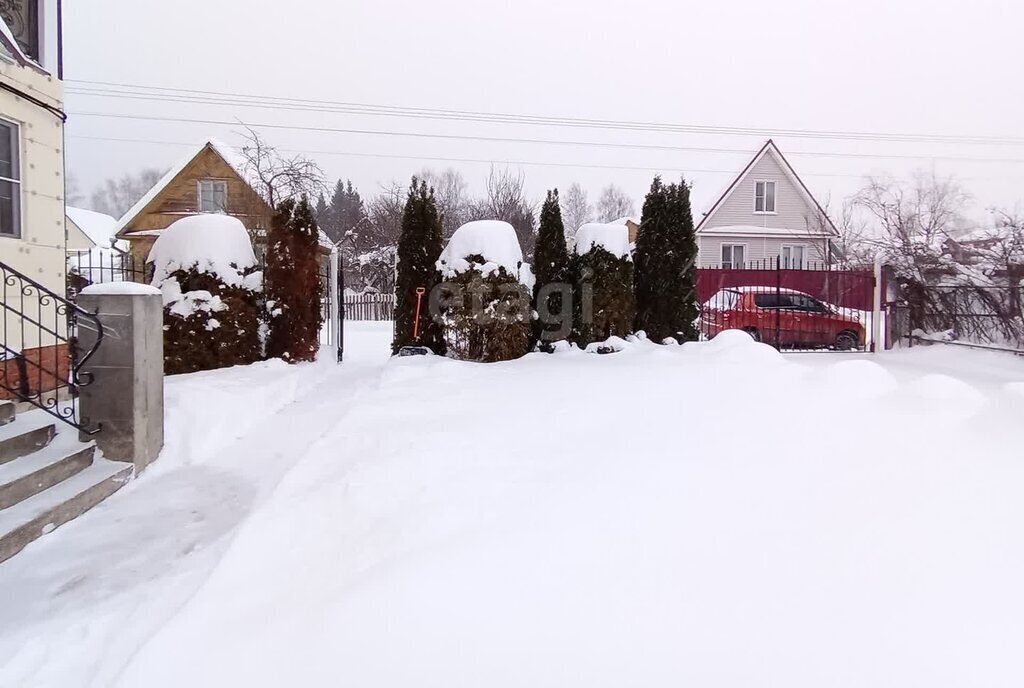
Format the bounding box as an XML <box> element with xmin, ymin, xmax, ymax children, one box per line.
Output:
<box><xmin>0</xmin><ymin>400</ymin><xmax>132</xmax><ymax>563</ymax></box>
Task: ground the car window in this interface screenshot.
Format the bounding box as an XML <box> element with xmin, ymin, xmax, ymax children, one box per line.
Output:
<box><xmin>753</xmin><ymin>294</ymin><xmax>782</xmax><ymax>308</ymax></box>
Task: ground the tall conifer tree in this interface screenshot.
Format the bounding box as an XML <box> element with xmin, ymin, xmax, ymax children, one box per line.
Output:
<box><xmin>392</xmin><ymin>179</ymin><xmax>445</xmax><ymax>354</ymax></box>
<box><xmin>634</xmin><ymin>176</ymin><xmax>699</xmax><ymax>342</ymax></box>
<box><xmin>532</xmin><ymin>189</ymin><xmax>571</xmax><ymax>345</ymax></box>
<box><xmin>265</xmin><ymin>196</ymin><xmax>324</xmax><ymax>362</ymax></box>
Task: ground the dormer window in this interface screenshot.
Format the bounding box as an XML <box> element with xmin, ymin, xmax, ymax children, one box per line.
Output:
<box><xmin>754</xmin><ymin>181</ymin><xmax>776</xmax><ymax>213</ymax></box>
<box><xmin>0</xmin><ymin>0</ymin><xmax>40</xmax><ymax>61</ymax></box>
<box><xmin>198</xmin><ymin>179</ymin><xmax>227</xmax><ymax>213</ymax></box>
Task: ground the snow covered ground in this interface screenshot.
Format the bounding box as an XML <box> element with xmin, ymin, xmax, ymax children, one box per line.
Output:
<box><xmin>3</xmin><ymin>325</ymin><xmax>1024</xmax><ymax>687</ymax></box>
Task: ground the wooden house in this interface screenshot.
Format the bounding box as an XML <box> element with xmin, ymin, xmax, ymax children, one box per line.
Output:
<box><xmin>114</xmin><ymin>140</ymin><xmax>275</xmax><ymax>267</ymax></box>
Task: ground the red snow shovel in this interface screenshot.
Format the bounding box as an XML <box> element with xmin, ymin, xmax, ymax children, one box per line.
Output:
<box><xmin>398</xmin><ymin>287</ymin><xmax>431</xmax><ymax>356</ymax></box>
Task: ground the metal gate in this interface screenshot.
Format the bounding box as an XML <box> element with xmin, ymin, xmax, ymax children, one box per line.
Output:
<box><xmin>697</xmin><ymin>260</ymin><xmax>879</xmax><ymax>352</ymax></box>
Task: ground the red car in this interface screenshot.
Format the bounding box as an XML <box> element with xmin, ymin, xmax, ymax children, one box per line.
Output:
<box><xmin>702</xmin><ymin>288</ymin><xmax>866</xmax><ymax>350</ymax></box>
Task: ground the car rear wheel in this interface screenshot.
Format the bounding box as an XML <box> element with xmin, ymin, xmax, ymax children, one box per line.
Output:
<box><xmin>743</xmin><ymin>327</ymin><xmax>761</xmax><ymax>342</ymax></box>
<box><xmin>835</xmin><ymin>330</ymin><xmax>859</xmax><ymax>351</ymax></box>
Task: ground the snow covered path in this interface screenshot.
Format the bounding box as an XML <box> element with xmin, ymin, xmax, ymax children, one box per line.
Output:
<box><xmin>4</xmin><ymin>327</ymin><xmax>1024</xmax><ymax>687</ymax></box>
<box><xmin>0</xmin><ymin>324</ymin><xmax>390</xmax><ymax>688</ymax></box>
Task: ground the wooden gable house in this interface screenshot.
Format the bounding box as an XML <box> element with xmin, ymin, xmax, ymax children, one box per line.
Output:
<box><xmin>114</xmin><ymin>140</ymin><xmax>274</xmax><ymax>266</ymax></box>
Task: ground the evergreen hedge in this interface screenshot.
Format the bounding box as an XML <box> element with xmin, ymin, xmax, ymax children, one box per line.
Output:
<box><xmin>572</xmin><ymin>245</ymin><xmax>635</xmax><ymax>347</ymax></box>
<box><xmin>162</xmin><ymin>267</ymin><xmax>262</xmax><ymax>375</ymax></box>
<box><xmin>265</xmin><ymin>196</ymin><xmax>324</xmax><ymax>363</ymax></box>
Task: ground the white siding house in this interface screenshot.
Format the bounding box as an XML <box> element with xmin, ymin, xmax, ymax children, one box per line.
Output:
<box><xmin>696</xmin><ymin>140</ymin><xmax>837</xmax><ymax>269</ymax></box>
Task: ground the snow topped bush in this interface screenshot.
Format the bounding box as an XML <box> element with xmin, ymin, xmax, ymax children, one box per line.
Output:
<box><xmin>436</xmin><ymin>220</ymin><xmax>531</xmax><ymax>362</ymax></box>
<box><xmin>572</xmin><ymin>222</ymin><xmax>635</xmax><ymax>347</ymax></box>
<box><xmin>148</xmin><ymin>215</ymin><xmax>262</xmax><ymax>374</ymax></box>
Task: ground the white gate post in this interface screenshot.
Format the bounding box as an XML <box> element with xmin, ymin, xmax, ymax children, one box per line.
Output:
<box><xmin>329</xmin><ymin>247</ymin><xmax>340</xmax><ymax>354</ymax></box>
<box><xmin>872</xmin><ymin>259</ymin><xmax>883</xmax><ymax>352</ymax></box>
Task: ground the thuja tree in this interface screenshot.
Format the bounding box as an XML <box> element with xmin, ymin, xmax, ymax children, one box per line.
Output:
<box><xmin>392</xmin><ymin>178</ymin><xmax>446</xmax><ymax>354</ymax></box>
<box><xmin>532</xmin><ymin>189</ymin><xmax>571</xmax><ymax>346</ymax></box>
<box><xmin>265</xmin><ymin>196</ymin><xmax>324</xmax><ymax>362</ymax></box>
<box><xmin>572</xmin><ymin>245</ymin><xmax>635</xmax><ymax>347</ymax></box>
<box><xmin>162</xmin><ymin>267</ymin><xmax>262</xmax><ymax>375</ymax></box>
<box><xmin>439</xmin><ymin>261</ymin><xmax>532</xmax><ymax>362</ymax></box>
<box><xmin>634</xmin><ymin>176</ymin><xmax>699</xmax><ymax>342</ymax></box>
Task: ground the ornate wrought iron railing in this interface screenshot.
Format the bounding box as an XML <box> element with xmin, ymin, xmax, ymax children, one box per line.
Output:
<box><xmin>1</xmin><ymin>260</ymin><xmax>104</xmax><ymax>433</ymax></box>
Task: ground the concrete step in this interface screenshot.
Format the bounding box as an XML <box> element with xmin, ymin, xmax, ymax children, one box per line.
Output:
<box><xmin>0</xmin><ymin>413</ymin><xmax>56</xmax><ymax>464</ymax></box>
<box><xmin>0</xmin><ymin>401</ymin><xmax>14</xmax><ymax>427</ymax></box>
<box><xmin>0</xmin><ymin>458</ymin><xmax>133</xmax><ymax>564</ymax></box>
<box><xmin>0</xmin><ymin>433</ymin><xmax>95</xmax><ymax>510</ymax></box>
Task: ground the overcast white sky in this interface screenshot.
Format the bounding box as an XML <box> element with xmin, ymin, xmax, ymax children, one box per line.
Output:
<box><xmin>64</xmin><ymin>0</ymin><xmax>1024</xmax><ymax>222</ymax></box>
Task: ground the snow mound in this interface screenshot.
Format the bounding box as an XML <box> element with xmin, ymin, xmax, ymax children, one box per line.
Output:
<box><xmin>584</xmin><ymin>335</ymin><xmax>630</xmax><ymax>354</ymax></box>
<box><xmin>147</xmin><ymin>215</ymin><xmax>258</xmax><ymax>288</ymax></box>
<box><xmin>574</xmin><ymin>222</ymin><xmax>631</xmax><ymax>259</ymax></box>
<box><xmin>702</xmin><ymin>328</ymin><xmax>759</xmax><ymax>351</ymax></box>
<box><xmin>438</xmin><ymin>220</ymin><xmax>525</xmax><ymax>281</ymax></box>
<box><xmin>817</xmin><ymin>359</ymin><xmax>898</xmax><ymax>399</ymax></box>
<box><xmin>909</xmin><ymin>374</ymin><xmax>987</xmax><ymax>416</ymax></box>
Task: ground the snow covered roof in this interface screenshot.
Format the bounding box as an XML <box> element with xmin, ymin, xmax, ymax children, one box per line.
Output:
<box><xmin>574</xmin><ymin>222</ymin><xmax>632</xmax><ymax>259</ymax></box>
<box><xmin>438</xmin><ymin>220</ymin><xmax>524</xmax><ymax>278</ymax></box>
<box><xmin>609</xmin><ymin>216</ymin><xmax>641</xmax><ymax>226</ymax></box>
<box><xmin>147</xmin><ymin>215</ymin><xmax>257</xmax><ymax>288</ymax></box>
<box><xmin>115</xmin><ymin>139</ymin><xmax>249</xmax><ymax>236</ymax></box>
<box><xmin>67</xmin><ymin>206</ymin><xmax>124</xmax><ymax>250</ymax></box>
<box><xmin>696</xmin><ymin>139</ymin><xmax>838</xmax><ymax>237</ymax></box>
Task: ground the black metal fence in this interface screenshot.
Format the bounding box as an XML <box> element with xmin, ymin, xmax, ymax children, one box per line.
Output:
<box><xmin>2</xmin><ymin>260</ymin><xmax>104</xmax><ymax>432</ymax></box>
<box><xmin>66</xmin><ymin>250</ymin><xmax>150</xmax><ymax>300</ymax></box>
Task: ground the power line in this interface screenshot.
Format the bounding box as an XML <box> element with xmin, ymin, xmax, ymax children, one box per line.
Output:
<box><xmin>64</xmin><ymin>109</ymin><xmax>1024</xmax><ymax>167</ymax></box>
<box><xmin>65</xmin><ymin>78</ymin><xmax>1024</xmax><ymax>147</ymax></box>
<box><xmin>65</xmin><ymin>133</ymin><xmax>860</xmax><ymax>178</ymax></box>
<box><xmin>67</xmin><ymin>133</ymin><xmax>1024</xmax><ymax>182</ymax></box>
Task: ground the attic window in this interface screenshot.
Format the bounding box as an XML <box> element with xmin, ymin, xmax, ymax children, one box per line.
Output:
<box><xmin>198</xmin><ymin>179</ymin><xmax>227</xmax><ymax>213</ymax></box>
<box><xmin>754</xmin><ymin>181</ymin><xmax>776</xmax><ymax>213</ymax></box>
<box><xmin>0</xmin><ymin>0</ymin><xmax>39</xmax><ymax>61</ymax></box>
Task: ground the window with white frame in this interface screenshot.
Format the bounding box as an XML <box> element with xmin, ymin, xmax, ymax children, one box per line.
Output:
<box><xmin>721</xmin><ymin>244</ymin><xmax>745</xmax><ymax>269</ymax></box>
<box><xmin>198</xmin><ymin>179</ymin><xmax>227</xmax><ymax>213</ymax></box>
<box><xmin>781</xmin><ymin>244</ymin><xmax>806</xmax><ymax>269</ymax></box>
<box><xmin>754</xmin><ymin>180</ymin><xmax>776</xmax><ymax>213</ymax></box>
<box><xmin>0</xmin><ymin>119</ymin><xmax>21</xmax><ymax>238</ymax></box>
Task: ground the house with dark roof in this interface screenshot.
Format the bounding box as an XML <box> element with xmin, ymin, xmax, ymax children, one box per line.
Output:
<box><xmin>696</xmin><ymin>140</ymin><xmax>838</xmax><ymax>269</ymax></box>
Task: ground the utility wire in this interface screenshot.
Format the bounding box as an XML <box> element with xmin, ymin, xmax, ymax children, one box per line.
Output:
<box><xmin>65</xmin><ymin>109</ymin><xmax>1024</xmax><ymax>167</ymax></box>
<box><xmin>67</xmin><ymin>133</ymin><xmax>1023</xmax><ymax>182</ymax></box>
<box><xmin>65</xmin><ymin>79</ymin><xmax>1024</xmax><ymax>147</ymax></box>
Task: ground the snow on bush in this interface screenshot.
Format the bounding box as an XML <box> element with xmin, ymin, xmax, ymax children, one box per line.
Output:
<box><xmin>572</xmin><ymin>223</ymin><xmax>635</xmax><ymax>347</ymax></box>
<box><xmin>438</xmin><ymin>220</ymin><xmax>533</xmax><ymax>286</ymax></box>
<box><xmin>436</xmin><ymin>220</ymin><xmax>531</xmax><ymax>362</ymax></box>
<box><xmin>148</xmin><ymin>215</ymin><xmax>262</xmax><ymax>374</ymax></box>
<box><xmin>148</xmin><ymin>215</ymin><xmax>258</xmax><ymax>287</ymax></box>
<box><xmin>574</xmin><ymin>222</ymin><xmax>632</xmax><ymax>260</ymax></box>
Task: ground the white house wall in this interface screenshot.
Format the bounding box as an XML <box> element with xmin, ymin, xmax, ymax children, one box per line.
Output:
<box><xmin>698</xmin><ymin>234</ymin><xmax>831</xmax><ymax>268</ymax></box>
<box><xmin>700</xmin><ymin>152</ymin><xmax>827</xmax><ymax>233</ymax></box>
<box><xmin>0</xmin><ymin>34</ymin><xmax>67</xmax><ymax>348</ymax></box>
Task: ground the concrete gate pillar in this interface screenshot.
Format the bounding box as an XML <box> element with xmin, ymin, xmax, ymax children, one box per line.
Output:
<box><xmin>76</xmin><ymin>283</ymin><xmax>164</xmax><ymax>474</ymax></box>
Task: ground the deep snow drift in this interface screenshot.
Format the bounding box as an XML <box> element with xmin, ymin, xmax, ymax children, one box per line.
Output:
<box><xmin>3</xmin><ymin>326</ymin><xmax>1024</xmax><ymax>687</ymax></box>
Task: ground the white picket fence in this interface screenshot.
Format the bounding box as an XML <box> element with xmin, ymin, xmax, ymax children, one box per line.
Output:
<box><xmin>344</xmin><ymin>293</ymin><xmax>395</xmax><ymax>321</ymax></box>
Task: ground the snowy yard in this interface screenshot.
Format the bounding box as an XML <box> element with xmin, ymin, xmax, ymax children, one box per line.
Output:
<box><xmin>3</xmin><ymin>324</ymin><xmax>1024</xmax><ymax>687</ymax></box>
